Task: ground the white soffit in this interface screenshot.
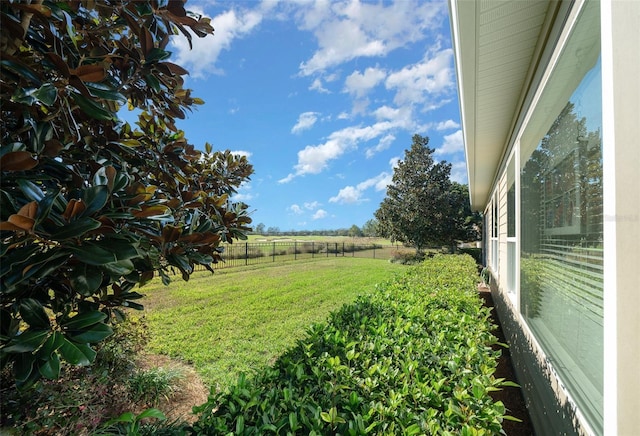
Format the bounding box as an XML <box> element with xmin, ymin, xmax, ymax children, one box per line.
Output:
<box><xmin>452</xmin><ymin>0</ymin><xmax>550</xmax><ymax>210</ymax></box>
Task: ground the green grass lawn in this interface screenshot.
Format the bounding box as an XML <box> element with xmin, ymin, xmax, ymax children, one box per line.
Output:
<box><xmin>140</xmin><ymin>258</ymin><xmax>406</xmax><ymax>391</ymax></box>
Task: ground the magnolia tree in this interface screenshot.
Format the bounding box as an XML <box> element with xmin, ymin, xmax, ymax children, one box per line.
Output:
<box><xmin>0</xmin><ymin>1</ymin><xmax>253</xmax><ymax>388</ymax></box>
<box><xmin>375</xmin><ymin>134</ymin><xmax>480</xmax><ymax>253</ymax></box>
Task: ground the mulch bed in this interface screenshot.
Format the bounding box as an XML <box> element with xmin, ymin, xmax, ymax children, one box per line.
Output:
<box><xmin>478</xmin><ymin>284</ymin><xmax>535</xmax><ymax>435</ymax></box>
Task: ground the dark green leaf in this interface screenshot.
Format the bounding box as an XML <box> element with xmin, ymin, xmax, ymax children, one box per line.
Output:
<box><xmin>145</xmin><ymin>48</ymin><xmax>172</xmax><ymax>64</ymax></box>
<box><xmin>58</xmin><ymin>338</ymin><xmax>96</xmax><ymax>366</ymax></box>
<box><xmin>11</xmin><ymin>88</ymin><xmax>36</xmax><ymax>105</ymax></box>
<box><xmin>84</xmin><ymin>82</ymin><xmax>126</xmax><ymax>103</ymax></box>
<box><xmin>38</xmin><ymin>332</ymin><xmax>63</xmax><ymax>357</ymax></box>
<box><xmin>102</xmin><ymin>259</ymin><xmax>135</xmax><ymax>276</ymax></box>
<box><xmin>82</xmin><ymin>185</ymin><xmax>109</xmax><ymax>216</ymax></box>
<box><xmin>50</xmin><ymin>217</ymin><xmax>101</xmax><ymax>240</ymax></box>
<box><xmin>62</xmin><ymin>310</ymin><xmax>107</xmax><ymax>330</ymax></box>
<box><xmin>33</xmin><ymin>83</ymin><xmax>57</xmax><ymax>106</ymax></box>
<box><xmin>34</xmin><ymin>191</ymin><xmax>59</xmax><ymax>227</ymax></box>
<box><xmin>144</xmin><ymin>74</ymin><xmax>161</xmax><ymax>92</ymax></box>
<box><xmin>17</xmin><ymin>179</ymin><xmax>45</xmax><ymax>202</ymax></box>
<box><xmin>69</xmin><ymin>243</ymin><xmax>117</xmax><ymax>265</ymax></box>
<box><xmin>2</xmin><ymin>330</ymin><xmax>49</xmax><ymax>353</ymax></box>
<box><xmin>19</xmin><ymin>299</ymin><xmax>50</xmax><ymax>329</ymax></box>
<box><xmin>136</xmin><ymin>408</ymin><xmax>166</xmax><ymax>420</ymax></box>
<box><xmin>71</xmin><ymin>92</ymin><xmax>115</xmax><ymax>121</ymax></box>
<box><xmin>68</xmin><ymin>322</ymin><xmax>113</xmax><ymax>343</ymax></box>
<box><xmin>0</xmin><ymin>60</ymin><xmax>41</xmax><ymax>86</ymax></box>
<box><xmin>14</xmin><ymin>353</ymin><xmax>36</xmax><ymax>383</ymax></box>
<box><xmin>122</xmin><ymin>301</ymin><xmax>144</xmax><ymax>310</ymax></box>
<box><xmin>38</xmin><ymin>352</ymin><xmax>60</xmax><ymax>379</ymax></box>
<box><xmin>70</xmin><ymin>264</ymin><xmax>103</xmax><ymax>296</ymax></box>
<box><xmin>0</xmin><ymin>308</ymin><xmax>19</xmax><ymax>341</ymax></box>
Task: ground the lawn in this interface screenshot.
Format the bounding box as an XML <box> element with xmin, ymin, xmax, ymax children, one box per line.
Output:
<box><xmin>140</xmin><ymin>258</ymin><xmax>406</xmax><ymax>391</ymax></box>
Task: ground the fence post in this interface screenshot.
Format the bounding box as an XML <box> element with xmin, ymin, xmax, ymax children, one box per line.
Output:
<box><xmin>294</xmin><ymin>241</ymin><xmax>297</xmax><ymax>260</ymax></box>
<box><xmin>335</xmin><ymin>243</ymin><xmax>338</xmax><ymax>257</ymax></box>
<box><xmin>272</xmin><ymin>242</ymin><xmax>275</xmax><ymax>262</ymax></box>
<box><xmin>245</xmin><ymin>242</ymin><xmax>248</xmax><ymax>266</ymax></box>
<box><xmin>373</xmin><ymin>244</ymin><xmax>376</xmax><ymax>259</ymax></box>
<box><xmin>312</xmin><ymin>242</ymin><xmax>314</xmax><ymax>259</ymax></box>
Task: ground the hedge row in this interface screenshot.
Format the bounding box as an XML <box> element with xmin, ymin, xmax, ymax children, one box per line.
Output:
<box><xmin>191</xmin><ymin>255</ymin><xmax>513</xmax><ymax>435</ymax></box>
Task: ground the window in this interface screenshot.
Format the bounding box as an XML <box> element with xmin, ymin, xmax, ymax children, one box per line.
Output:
<box><xmin>506</xmin><ymin>157</ymin><xmax>516</xmax><ymax>294</ymax></box>
<box><xmin>491</xmin><ymin>194</ymin><xmax>498</xmax><ymax>272</ymax></box>
<box><xmin>519</xmin><ymin>2</ymin><xmax>603</xmax><ymax>432</ymax></box>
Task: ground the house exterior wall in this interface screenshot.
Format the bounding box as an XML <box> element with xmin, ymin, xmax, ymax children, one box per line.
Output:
<box><xmin>601</xmin><ymin>2</ymin><xmax>640</xmax><ymax>434</ymax></box>
<box><xmin>451</xmin><ymin>0</ymin><xmax>640</xmax><ymax>434</ymax></box>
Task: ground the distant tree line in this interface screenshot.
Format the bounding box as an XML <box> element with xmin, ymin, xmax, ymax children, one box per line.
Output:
<box><xmin>251</xmin><ymin>219</ymin><xmax>380</xmax><ymax>238</ymax></box>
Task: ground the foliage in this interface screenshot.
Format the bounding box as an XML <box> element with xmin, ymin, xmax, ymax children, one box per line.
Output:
<box><xmin>128</xmin><ymin>366</ymin><xmax>183</xmax><ymax>407</ymax></box>
<box><xmin>0</xmin><ymin>1</ymin><xmax>253</xmax><ymax>389</ymax></box>
<box><xmin>348</xmin><ymin>224</ymin><xmax>363</xmax><ymax>238</ymax></box>
<box><xmin>459</xmin><ymin>247</ymin><xmax>483</xmax><ymax>267</ymax></box>
<box><xmin>0</xmin><ymin>316</ymin><xmax>158</xmax><ymax>435</ymax></box>
<box><xmin>361</xmin><ymin>218</ymin><xmax>380</xmax><ymax>237</ymax></box>
<box><xmin>375</xmin><ymin>135</ymin><xmax>479</xmax><ymax>252</ymax></box>
<box><xmin>191</xmin><ymin>255</ymin><xmax>517</xmax><ymax>435</ymax></box>
<box><xmin>97</xmin><ymin>408</ymin><xmax>166</xmax><ymax>436</ymax></box>
<box><xmin>388</xmin><ymin>249</ymin><xmax>428</xmax><ymax>265</ymax></box>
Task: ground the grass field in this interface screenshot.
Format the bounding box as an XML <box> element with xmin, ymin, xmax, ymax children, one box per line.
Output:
<box><xmin>140</xmin><ymin>258</ymin><xmax>406</xmax><ymax>391</ymax></box>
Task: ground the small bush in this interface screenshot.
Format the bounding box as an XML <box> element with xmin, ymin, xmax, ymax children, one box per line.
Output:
<box><xmin>192</xmin><ymin>255</ymin><xmax>514</xmax><ymax>435</ymax></box>
<box><xmin>0</xmin><ymin>316</ymin><xmax>171</xmax><ymax>435</ymax></box>
<box><xmin>459</xmin><ymin>247</ymin><xmax>483</xmax><ymax>266</ymax></box>
<box><xmin>129</xmin><ymin>367</ymin><xmax>184</xmax><ymax>406</ymax></box>
<box><xmin>389</xmin><ymin>250</ymin><xmax>426</xmax><ymax>264</ymax></box>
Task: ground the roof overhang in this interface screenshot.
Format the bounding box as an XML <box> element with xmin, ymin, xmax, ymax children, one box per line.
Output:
<box><xmin>449</xmin><ymin>0</ymin><xmax>556</xmax><ymax>211</ymax></box>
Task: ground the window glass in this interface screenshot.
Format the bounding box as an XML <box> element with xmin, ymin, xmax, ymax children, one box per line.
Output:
<box><xmin>507</xmin><ymin>158</ymin><xmax>516</xmax><ymax>293</ymax></box>
<box><xmin>519</xmin><ymin>1</ymin><xmax>602</xmax><ymax>432</ymax></box>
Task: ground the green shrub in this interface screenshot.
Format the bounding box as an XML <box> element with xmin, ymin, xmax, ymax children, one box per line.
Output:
<box><xmin>0</xmin><ymin>316</ymin><xmax>152</xmax><ymax>435</ymax></box>
<box><xmin>459</xmin><ymin>247</ymin><xmax>483</xmax><ymax>266</ymax></box>
<box><xmin>128</xmin><ymin>367</ymin><xmax>184</xmax><ymax>407</ymax></box>
<box><xmin>389</xmin><ymin>250</ymin><xmax>426</xmax><ymax>264</ymax></box>
<box><xmin>191</xmin><ymin>255</ymin><xmax>515</xmax><ymax>435</ymax></box>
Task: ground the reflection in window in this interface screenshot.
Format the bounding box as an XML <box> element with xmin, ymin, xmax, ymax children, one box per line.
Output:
<box><xmin>519</xmin><ymin>2</ymin><xmax>602</xmax><ymax>432</ymax></box>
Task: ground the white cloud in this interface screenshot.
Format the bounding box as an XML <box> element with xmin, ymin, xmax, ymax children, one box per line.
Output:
<box><xmin>344</xmin><ymin>67</ymin><xmax>386</xmax><ymax>98</ymax></box>
<box><xmin>385</xmin><ymin>48</ymin><xmax>454</xmax><ymax>108</ymax></box>
<box><xmin>304</xmin><ymin>201</ymin><xmax>321</xmax><ymax>210</ymax></box>
<box><xmin>281</xmin><ymin>120</ymin><xmax>403</xmax><ymax>182</ymax></box>
<box><xmin>329</xmin><ymin>171</ymin><xmax>392</xmax><ymax>204</ymax></box>
<box><xmin>230</xmin><ymin>150</ymin><xmax>253</xmax><ymax>158</ymax></box>
<box><xmin>435</xmin><ymin>129</ymin><xmax>463</xmax><ymax>155</ymax></box>
<box><xmin>170</xmin><ymin>4</ymin><xmax>273</xmax><ymax>78</ymax></box>
<box><xmin>436</xmin><ymin>119</ymin><xmax>460</xmax><ymax>130</ymax></box>
<box><xmin>289</xmin><ymin>204</ymin><xmax>304</xmax><ymax>214</ymax></box>
<box><xmin>233</xmin><ymin>181</ymin><xmax>253</xmax><ymax>202</ymax></box>
<box><xmin>329</xmin><ymin>186</ymin><xmax>361</xmax><ymax>204</ymax></box>
<box><xmin>450</xmin><ymin>161</ymin><xmax>468</xmax><ymax>184</ymax></box>
<box><xmin>365</xmin><ymin>134</ymin><xmax>395</xmax><ymax>158</ymax></box>
<box><xmin>296</xmin><ymin>0</ymin><xmax>445</xmax><ymax>76</ymax></box>
<box><xmin>312</xmin><ymin>209</ymin><xmax>328</xmax><ymax>220</ymax></box>
<box><xmin>309</xmin><ymin>78</ymin><xmax>331</xmax><ymax>93</ymax></box>
<box><xmin>292</xmin><ymin>112</ymin><xmax>320</xmax><ymax>134</ymax></box>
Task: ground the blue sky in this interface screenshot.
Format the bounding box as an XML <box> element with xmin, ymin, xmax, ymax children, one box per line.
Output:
<box><xmin>160</xmin><ymin>0</ymin><xmax>465</xmax><ymax>231</ymax></box>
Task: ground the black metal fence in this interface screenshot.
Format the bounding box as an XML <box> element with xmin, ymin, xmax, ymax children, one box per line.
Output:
<box><xmin>203</xmin><ymin>241</ymin><xmax>402</xmax><ymax>270</ymax></box>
